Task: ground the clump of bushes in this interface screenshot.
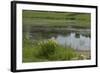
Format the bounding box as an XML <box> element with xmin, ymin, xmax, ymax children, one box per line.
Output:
<box><xmin>35</xmin><ymin>39</ymin><xmax>78</xmax><ymax>61</ymax></box>
<box><xmin>36</xmin><ymin>39</ymin><xmax>58</xmax><ymax>59</ymax></box>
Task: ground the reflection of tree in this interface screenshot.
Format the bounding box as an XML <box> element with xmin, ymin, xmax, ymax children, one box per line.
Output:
<box><xmin>75</xmin><ymin>33</ymin><xmax>80</xmax><ymax>38</ymax></box>
<box><xmin>81</xmin><ymin>33</ymin><xmax>91</xmax><ymax>38</ymax></box>
<box><xmin>74</xmin><ymin>31</ymin><xmax>91</xmax><ymax>38</ymax></box>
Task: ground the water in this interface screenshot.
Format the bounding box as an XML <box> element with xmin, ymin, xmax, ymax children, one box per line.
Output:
<box><xmin>27</xmin><ymin>30</ymin><xmax>91</xmax><ymax>51</ymax></box>
<box><xmin>54</xmin><ymin>33</ymin><xmax>90</xmax><ymax>51</ymax></box>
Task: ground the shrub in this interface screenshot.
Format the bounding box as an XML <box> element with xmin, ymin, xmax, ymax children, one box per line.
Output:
<box><xmin>34</xmin><ymin>39</ymin><xmax>78</xmax><ymax>61</ymax></box>
<box><xmin>36</xmin><ymin>39</ymin><xmax>58</xmax><ymax>59</ymax></box>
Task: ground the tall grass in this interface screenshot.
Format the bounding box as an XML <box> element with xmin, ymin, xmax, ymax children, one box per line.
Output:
<box><xmin>23</xmin><ymin>10</ymin><xmax>91</xmax><ymax>28</ymax></box>
<box><xmin>23</xmin><ymin>39</ymin><xmax>84</xmax><ymax>62</ymax></box>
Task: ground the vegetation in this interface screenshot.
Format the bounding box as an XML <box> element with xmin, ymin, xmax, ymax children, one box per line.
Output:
<box><xmin>22</xmin><ymin>10</ymin><xmax>91</xmax><ymax>63</ymax></box>
<box><xmin>23</xmin><ymin>10</ymin><xmax>91</xmax><ymax>29</ymax></box>
<box><xmin>23</xmin><ymin>38</ymin><xmax>87</xmax><ymax>62</ymax></box>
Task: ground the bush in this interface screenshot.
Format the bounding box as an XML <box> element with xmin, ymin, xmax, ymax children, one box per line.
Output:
<box><xmin>34</xmin><ymin>39</ymin><xmax>78</xmax><ymax>61</ymax></box>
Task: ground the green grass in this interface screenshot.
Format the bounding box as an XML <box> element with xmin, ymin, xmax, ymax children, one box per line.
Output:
<box><xmin>23</xmin><ymin>38</ymin><xmax>87</xmax><ymax>63</ymax></box>
<box><xmin>22</xmin><ymin>10</ymin><xmax>91</xmax><ymax>28</ymax></box>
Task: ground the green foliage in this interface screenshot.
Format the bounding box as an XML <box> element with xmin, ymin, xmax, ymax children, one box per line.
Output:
<box><xmin>36</xmin><ymin>40</ymin><xmax>58</xmax><ymax>58</ymax></box>
<box><xmin>23</xmin><ymin>10</ymin><xmax>91</xmax><ymax>29</ymax></box>
<box><xmin>23</xmin><ymin>39</ymin><xmax>82</xmax><ymax>62</ymax></box>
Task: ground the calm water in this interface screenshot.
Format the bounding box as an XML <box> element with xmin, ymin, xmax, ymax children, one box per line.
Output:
<box><xmin>28</xmin><ymin>30</ymin><xmax>91</xmax><ymax>51</ymax></box>
<box><xmin>53</xmin><ymin>33</ymin><xmax>90</xmax><ymax>51</ymax></box>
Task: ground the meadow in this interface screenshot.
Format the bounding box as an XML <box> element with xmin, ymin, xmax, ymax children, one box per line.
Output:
<box><xmin>22</xmin><ymin>10</ymin><xmax>91</xmax><ymax>62</ymax></box>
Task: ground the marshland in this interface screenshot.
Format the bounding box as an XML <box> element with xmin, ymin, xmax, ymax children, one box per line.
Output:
<box><xmin>22</xmin><ymin>10</ymin><xmax>91</xmax><ymax>62</ymax></box>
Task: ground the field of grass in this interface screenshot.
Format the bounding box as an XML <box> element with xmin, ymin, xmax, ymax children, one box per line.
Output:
<box><xmin>22</xmin><ymin>10</ymin><xmax>91</xmax><ymax>63</ymax></box>
<box><xmin>23</xmin><ymin>10</ymin><xmax>91</xmax><ymax>28</ymax></box>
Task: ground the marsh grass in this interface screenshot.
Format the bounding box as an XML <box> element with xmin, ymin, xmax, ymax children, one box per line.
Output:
<box><xmin>23</xmin><ymin>10</ymin><xmax>91</xmax><ymax>29</ymax></box>
<box><xmin>23</xmin><ymin>39</ymin><xmax>83</xmax><ymax>62</ymax></box>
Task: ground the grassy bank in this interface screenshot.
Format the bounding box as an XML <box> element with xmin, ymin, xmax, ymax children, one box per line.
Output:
<box><xmin>23</xmin><ymin>39</ymin><xmax>89</xmax><ymax>63</ymax></box>
<box><xmin>22</xmin><ymin>10</ymin><xmax>91</xmax><ymax>29</ymax></box>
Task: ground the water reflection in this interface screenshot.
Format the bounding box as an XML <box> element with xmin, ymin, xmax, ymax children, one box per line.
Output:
<box><xmin>24</xmin><ymin>30</ymin><xmax>91</xmax><ymax>51</ymax></box>
<box><xmin>55</xmin><ymin>33</ymin><xmax>90</xmax><ymax>51</ymax></box>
